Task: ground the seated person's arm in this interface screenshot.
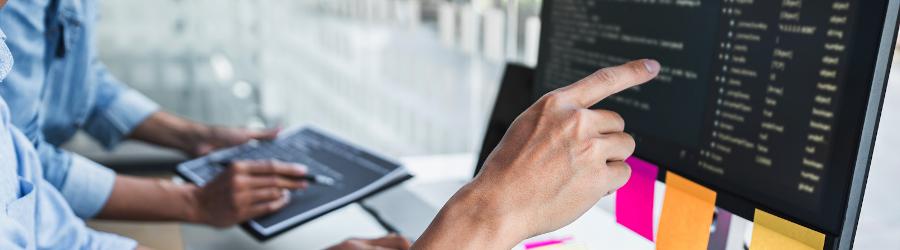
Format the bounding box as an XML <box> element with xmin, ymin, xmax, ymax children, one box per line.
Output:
<box><xmin>84</xmin><ymin>51</ymin><xmax>276</xmax><ymax>157</ymax></box>
<box><xmin>74</xmin><ymin>60</ymin><xmax>301</xmax><ymax>225</ymax></box>
<box><xmin>98</xmin><ymin>160</ymin><xmax>309</xmax><ymax>227</ymax></box>
<box><xmin>128</xmin><ymin>111</ymin><xmax>279</xmax><ymax>157</ymax></box>
<box><xmin>413</xmin><ymin>60</ymin><xmax>660</xmax><ymax>249</ymax></box>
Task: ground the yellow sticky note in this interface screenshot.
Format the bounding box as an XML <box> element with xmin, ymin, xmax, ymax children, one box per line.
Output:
<box><xmin>656</xmin><ymin>172</ymin><xmax>717</xmax><ymax>250</ymax></box>
<box><xmin>750</xmin><ymin>209</ymin><xmax>825</xmax><ymax>250</ymax></box>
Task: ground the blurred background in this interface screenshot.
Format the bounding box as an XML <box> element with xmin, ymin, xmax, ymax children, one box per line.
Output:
<box><xmin>65</xmin><ymin>0</ymin><xmax>898</xmax><ymax>248</ymax></box>
<box><xmin>84</xmin><ymin>0</ymin><xmax>543</xmax><ymax>156</ymax></box>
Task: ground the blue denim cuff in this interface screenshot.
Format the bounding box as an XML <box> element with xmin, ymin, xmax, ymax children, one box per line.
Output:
<box><xmin>85</xmin><ymin>88</ymin><xmax>159</xmax><ymax>149</ymax></box>
<box><xmin>59</xmin><ymin>154</ymin><xmax>116</xmax><ymax>218</ymax></box>
<box><xmin>85</xmin><ymin>229</ymin><xmax>138</xmax><ymax>250</ymax></box>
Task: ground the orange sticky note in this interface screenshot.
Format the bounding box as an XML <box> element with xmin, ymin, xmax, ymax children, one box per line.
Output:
<box><xmin>656</xmin><ymin>172</ymin><xmax>717</xmax><ymax>250</ymax></box>
<box><xmin>750</xmin><ymin>209</ymin><xmax>825</xmax><ymax>250</ymax></box>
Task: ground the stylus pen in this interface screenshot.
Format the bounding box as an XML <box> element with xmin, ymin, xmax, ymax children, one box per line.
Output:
<box><xmin>215</xmin><ymin>160</ymin><xmax>336</xmax><ymax>187</ymax></box>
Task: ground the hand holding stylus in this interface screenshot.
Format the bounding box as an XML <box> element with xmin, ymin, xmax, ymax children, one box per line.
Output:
<box><xmin>190</xmin><ymin>160</ymin><xmax>310</xmax><ymax>227</ymax></box>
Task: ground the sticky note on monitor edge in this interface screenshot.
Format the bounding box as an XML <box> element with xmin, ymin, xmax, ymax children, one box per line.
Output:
<box><xmin>615</xmin><ymin>157</ymin><xmax>659</xmax><ymax>241</ymax></box>
<box><xmin>750</xmin><ymin>209</ymin><xmax>825</xmax><ymax>250</ymax></box>
<box><xmin>656</xmin><ymin>171</ymin><xmax>717</xmax><ymax>250</ymax></box>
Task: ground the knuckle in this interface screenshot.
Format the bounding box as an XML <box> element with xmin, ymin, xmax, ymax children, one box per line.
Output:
<box><xmin>622</xmin><ymin>133</ymin><xmax>636</xmax><ymax>153</ymax></box>
<box><xmin>571</xmin><ymin>109</ymin><xmax>591</xmax><ymax>133</ymax></box>
<box><xmin>592</xmin><ymin>137</ymin><xmax>610</xmax><ymax>151</ymax></box>
<box><xmin>598</xmin><ymin>110</ymin><xmax>625</xmax><ymax>131</ymax></box>
<box><xmin>266</xmin><ymin>176</ymin><xmax>279</xmax><ymax>186</ymax></box>
<box><xmin>256</xmin><ymin>164</ymin><xmax>272</xmax><ymax>173</ymax></box>
<box><xmin>622</xmin><ymin>162</ymin><xmax>633</xmax><ymax>177</ymax></box>
<box><xmin>630</xmin><ymin>61</ymin><xmax>648</xmax><ymax>76</ymax></box>
<box><xmin>541</xmin><ymin>91</ymin><xmax>566</xmax><ymax>108</ymax></box>
<box><xmin>231</xmin><ymin>163</ymin><xmax>246</xmax><ymax>173</ymax></box>
<box><xmin>573</xmin><ymin>109</ymin><xmax>591</xmax><ymax>121</ymax></box>
<box><xmin>609</xmin><ymin>111</ymin><xmax>626</xmax><ymax>131</ymax></box>
<box><xmin>230</xmin><ymin>176</ymin><xmax>246</xmax><ymax>188</ymax></box>
<box><xmin>591</xmin><ymin>68</ymin><xmax>619</xmax><ymax>84</ymax></box>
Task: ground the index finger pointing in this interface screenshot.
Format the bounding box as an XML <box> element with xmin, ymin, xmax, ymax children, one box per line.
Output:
<box><xmin>561</xmin><ymin>59</ymin><xmax>660</xmax><ymax>108</ymax></box>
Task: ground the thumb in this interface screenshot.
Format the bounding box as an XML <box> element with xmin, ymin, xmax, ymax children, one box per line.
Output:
<box><xmin>193</xmin><ymin>143</ymin><xmax>215</xmax><ymax>156</ymax></box>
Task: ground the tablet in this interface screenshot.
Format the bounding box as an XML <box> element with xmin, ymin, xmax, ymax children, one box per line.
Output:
<box><xmin>176</xmin><ymin>125</ymin><xmax>413</xmax><ymax>241</ymax></box>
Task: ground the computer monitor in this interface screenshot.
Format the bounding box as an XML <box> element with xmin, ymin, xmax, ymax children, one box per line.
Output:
<box><xmin>534</xmin><ymin>0</ymin><xmax>899</xmax><ymax>249</ymax></box>
<box><xmin>475</xmin><ymin>63</ymin><xmax>536</xmax><ymax>176</ymax></box>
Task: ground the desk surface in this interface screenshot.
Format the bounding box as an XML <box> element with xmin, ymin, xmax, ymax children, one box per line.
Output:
<box><xmin>171</xmin><ymin>153</ymin><xmax>660</xmax><ymax>250</ymax></box>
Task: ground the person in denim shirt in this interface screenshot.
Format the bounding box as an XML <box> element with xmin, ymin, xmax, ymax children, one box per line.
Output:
<box><xmin>0</xmin><ymin>3</ymin><xmax>139</xmax><ymax>248</ymax></box>
<box><xmin>0</xmin><ymin>0</ymin><xmax>313</xmax><ymax>227</ymax></box>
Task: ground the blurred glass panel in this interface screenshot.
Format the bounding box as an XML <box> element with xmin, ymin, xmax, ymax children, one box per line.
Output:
<box><xmin>95</xmin><ymin>0</ymin><xmax>545</xmax><ymax>156</ymax></box>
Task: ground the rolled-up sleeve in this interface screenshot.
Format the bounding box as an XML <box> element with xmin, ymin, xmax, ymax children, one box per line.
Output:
<box><xmin>35</xmin><ymin>141</ymin><xmax>116</xmax><ymax>219</ymax></box>
<box><xmin>82</xmin><ymin>60</ymin><xmax>159</xmax><ymax>149</ymax></box>
<box><xmin>61</xmin><ymin>153</ymin><xmax>116</xmax><ymax>218</ymax></box>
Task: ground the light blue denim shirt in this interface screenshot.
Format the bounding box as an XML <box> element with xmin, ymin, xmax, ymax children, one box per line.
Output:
<box><xmin>0</xmin><ymin>27</ymin><xmax>138</xmax><ymax>250</ymax></box>
<box><xmin>0</xmin><ymin>0</ymin><xmax>160</xmax><ymax>218</ymax></box>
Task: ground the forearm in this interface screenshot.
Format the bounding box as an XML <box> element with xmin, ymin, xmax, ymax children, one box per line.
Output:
<box><xmin>96</xmin><ymin>175</ymin><xmax>201</xmax><ymax>223</ymax></box>
<box><xmin>412</xmin><ymin>185</ymin><xmax>525</xmax><ymax>250</ymax></box>
<box><xmin>128</xmin><ymin>111</ymin><xmax>205</xmax><ymax>153</ymax></box>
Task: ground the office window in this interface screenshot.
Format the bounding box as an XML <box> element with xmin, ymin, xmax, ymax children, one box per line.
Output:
<box><xmin>96</xmin><ymin>0</ymin><xmax>542</xmax><ymax>156</ymax></box>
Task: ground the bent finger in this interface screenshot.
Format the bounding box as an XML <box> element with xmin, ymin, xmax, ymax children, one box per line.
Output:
<box><xmin>243</xmin><ymin>195</ymin><xmax>291</xmax><ymax>219</ymax></box>
<box><xmin>232</xmin><ymin>160</ymin><xmax>307</xmax><ymax>177</ymax></box>
<box><xmin>603</xmin><ymin>161</ymin><xmax>632</xmax><ymax>192</ymax></box>
<box><xmin>592</xmin><ymin>132</ymin><xmax>636</xmax><ymax>162</ymax></box>
<box><xmin>247</xmin><ymin>188</ymin><xmax>288</xmax><ymax>204</ymax></box>
<box><xmin>244</xmin><ymin>175</ymin><xmax>308</xmax><ymax>189</ymax></box>
<box><xmin>577</xmin><ymin>109</ymin><xmax>626</xmax><ymax>134</ymax></box>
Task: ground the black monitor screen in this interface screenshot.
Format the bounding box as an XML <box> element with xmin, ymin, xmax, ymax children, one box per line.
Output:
<box><xmin>535</xmin><ymin>0</ymin><xmax>894</xmax><ymax>235</ymax></box>
<box><xmin>476</xmin><ymin>64</ymin><xmax>535</xmax><ymax>176</ymax></box>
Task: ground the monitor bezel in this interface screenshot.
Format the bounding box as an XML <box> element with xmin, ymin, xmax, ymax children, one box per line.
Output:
<box><xmin>837</xmin><ymin>0</ymin><xmax>899</xmax><ymax>248</ymax></box>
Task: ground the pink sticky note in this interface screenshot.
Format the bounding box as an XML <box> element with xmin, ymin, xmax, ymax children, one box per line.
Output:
<box><xmin>615</xmin><ymin>157</ymin><xmax>659</xmax><ymax>241</ymax></box>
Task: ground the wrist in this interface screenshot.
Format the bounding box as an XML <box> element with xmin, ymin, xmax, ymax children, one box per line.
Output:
<box><xmin>167</xmin><ymin>117</ymin><xmax>211</xmax><ymax>155</ymax></box>
<box><xmin>132</xmin><ymin>111</ymin><xmax>210</xmax><ymax>154</ymax></box>
<box><xmin>180</xmin><ymin>184</ymin><xmax>206</xmax><ymax>224</ymax></box>
<box><xmin>415</xmin><ymin>184</ymin><xmax>527</xmax><ymax>249</ymax></box>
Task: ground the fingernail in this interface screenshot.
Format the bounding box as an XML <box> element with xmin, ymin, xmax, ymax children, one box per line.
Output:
<box><xmin>643</xmin><ymin>59</ymin><xmax>660</xmax><ymax>74</ymax></box>
<box><xmin>292</xmin><ymin>164</ymin><xmax>308</xmax><ymax>173</ymax></box>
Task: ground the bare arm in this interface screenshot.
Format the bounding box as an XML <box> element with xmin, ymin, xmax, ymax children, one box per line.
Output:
<box><xmin>96</xmin><ymin>160</ymin><xmax>309</xmax><ymax>227</ymax></box>
<box><xmin>96</xmin><ymin>175</ymin><xmax>197</xmax><ymax>222</ymax></box>
<box><xmin>413</xmin><ymin>60</ymin><xmax>660</xmax><ymax>249</ymax></box>
<box><xmin>128</xmin><ymin>111</ymin><xmax>279</xmax><ymax>157</ymax></box>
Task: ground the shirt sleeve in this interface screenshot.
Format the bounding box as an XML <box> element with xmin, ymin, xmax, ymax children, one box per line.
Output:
<box><xmin>77</xmin><ymin>228</ymin><xmax>139</xmax><ymax>250</ymax></box>
<box><xmin>7</xmin><ymin>125</ymin><xmax>138</xmax><ymax>250</ymax></box>
<box><xmin>0</xmin><ymin>215</ymin><xmax>28</xmax><ymax>250</ymax></box>
<box><xmin>36</xmin><ymin>140</ymin><xmax>116</xmax><ymax>218</ymax></box>
<box><xmin>82</xmin><ymin>59</ymin><xmax>159</xmax><ymax>149</ymax></box>
<box><xmin>34</xmin><ymin>178</ymin><xmax>138</xmax><ymax>250</ymax></box>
